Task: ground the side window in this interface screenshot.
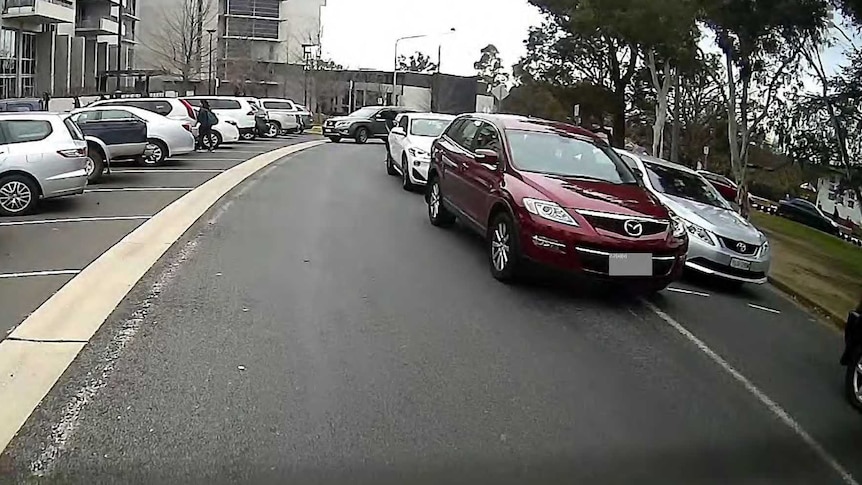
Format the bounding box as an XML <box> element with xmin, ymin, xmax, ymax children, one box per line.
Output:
<box><xmin>618</xmin><ymin>153</ymin><xmax>639</xmax><ymax>171</ymax></box>
<box><xmin>444</xmin><ymin>119</ymin><xmax>464</xmax><ymax>140</ymax></box>
<box><xmin>184</xmin><ymin>99</ymin><xmax>202</xmax><ymax>107</ymax></box>
<box><xmin>0</xmin><ymin>120</ymin><xmax>53</xmax><ymax>144</ymax></box>
<box><xmin>398</xmin><ymin>115</ymin><xmax>408</xmax><ymax>131</ymax></box>
<box><xmin>74</xmin><ymin>111</ymin><xmax>101</xmax><ymax>122</ymax></box>
<box><xmin>149</xmin><ymin>101</ymin><xmax>172</xmax><ymax>116</ymax></box>
<box><xmin>100</xmin><ymin>109</ymin><xmax>134</xmax><ymax>120</ymax></box>
<box><xmin>64</xmin><ymin>117</ymin><xmax>84</xmax><ymax>141</ymax></box>
<box><xmin>452</xmin><ymin>119</ymin><xmax>481</xmax><ymax>149</ymax></box>
<box><xmin>210</xmin><ymin>99</ymin><xmax>241</xmax><ymax>110</ymax></box>
<box><xmin>472</xmin><ymin>122</ymin><xmax>501</xmax><ymax>153</ymax></box>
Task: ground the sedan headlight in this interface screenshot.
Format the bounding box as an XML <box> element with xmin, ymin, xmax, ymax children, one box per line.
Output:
<box><xmin>683</xmin><ymin>219</ymin><xmax>717</xmax><ymax>246</ymax></box>
<box><xmin>670</xmin><ymin>214</ymin><xmax>687</xmax><ymax>239</ymax></box>
<box><xmin>523</xmin><ymin>198</ymin><xmax>579</xmax><ymax>227</ymax></box>
<box><xmin>408</xmin><ymin>147</ymin><xmax>429</xmax><ymax>158</ymax></box>
<box><xmin>759</xmin><ymin>240</ymin><xmax>770</xmax><ymax>257</ymax></box>
<box><xmin>335</xmin><ymin>121</ymin><xmax>352</xmax><ymax>128</ymax></box>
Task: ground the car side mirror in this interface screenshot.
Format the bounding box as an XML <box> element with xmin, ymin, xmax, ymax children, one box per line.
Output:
<box><xmin>391</xmin><ymin>127</ymin><xmax>406</xmax><ymax>136</ymax></box>
<box><xmin>475</xmin><ymin>148</ymin><xmax>499</xmax><ymax>165</ymax></box>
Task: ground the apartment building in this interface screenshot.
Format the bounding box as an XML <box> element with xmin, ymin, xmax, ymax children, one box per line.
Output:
<box><xmin>0</xmin><ymin>0</ymin><xmax>138</xmax><ymax>98</ymax></box>
<box><xmin>137</xmin><ymin>0</ymin><xmax>325</xmax><ymax>95</ymax></box>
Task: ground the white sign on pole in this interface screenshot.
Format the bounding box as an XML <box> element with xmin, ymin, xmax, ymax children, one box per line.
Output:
<box><xmin>491</xmin><ymin>85</ymin><xmax>509</xmax><ymax>101</ymax></box>
<box><xmin>703</xmin><ymin>146</ymin><xmax>710</xmax><ymax>156</ymax></box>
<box><xmin>573</xmin><ymin>104</ymin><xmax>580</xmax><ymax>118</ymax></box>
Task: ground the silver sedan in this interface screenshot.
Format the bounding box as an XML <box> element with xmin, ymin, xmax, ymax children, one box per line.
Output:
<box><xmin>617</xmin><ymin>150</ymin><xmax>771</xmax><ymax>284</ymax></box>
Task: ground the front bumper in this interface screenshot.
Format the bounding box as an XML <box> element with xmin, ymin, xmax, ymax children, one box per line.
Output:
<box><xmin>516</xmin><ymin>211</ymin><xmax>687</xmax><ymax>284</ymax></box>
<box><xmin>407</xmin><ymin>155</ymin><xmax>430</xmax><ymax>185</ymax></box>
<box><xmin>323</xmin><ymin>124</ymin><xmax>352</xmax><ymax>137</ymax></box>
<box><xmin>684</xmin><ymin>235</ymin><xmax>770</xmax><ymax>284</ymax></box>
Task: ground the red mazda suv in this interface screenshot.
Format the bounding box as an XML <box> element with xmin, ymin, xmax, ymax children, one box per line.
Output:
<box><xmin>425</xmin><ymin>114</ymin><xmax>688</xmax><ymax>292</ymax></box>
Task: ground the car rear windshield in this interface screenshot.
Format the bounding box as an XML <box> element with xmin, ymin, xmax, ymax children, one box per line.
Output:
<box><xmin>506</xmin><ymin>130</ymin><xmax>637</xmax><ymax>184</ymax></box>
<box><xmin>0</xmin><ymin>120</ymin><xmax>53</xmax><ymax>144</ymax></box>
<box><xmin>410</xmin><ymin>118</ymin><xmax>450</xmax><ymax>137</ymax></box>
<box><xmin>644</xmin><ymin>162</ymin><xmax>730</xmax><ymax>208</ymax></box>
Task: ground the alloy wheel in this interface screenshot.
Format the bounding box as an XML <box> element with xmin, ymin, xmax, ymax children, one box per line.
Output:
<box><xmin>854</xmin><ymin>359</ymin><xmax>862</xmax><ymax>405</ymax></box>
<box><xmin>85</xmin><ymin>157</ymin><xmax>95</xmax><ymax>176</ymax></box>
<box><xmin>146</xmin><ymin>143</ymin><xmax>162</xmax><ymax>163</ymax></box>
<box><xmin>0</xmin><ymin>180</ymin><xmax>32</xmax><ymax>213</ymax></box>
<box><xmin>491</xmin><ymin>221</ymin><xmax>510</xmax><ymax>272</ymax></box>
<box><xmin>429</xmin><ymin>182</ymin><xmax>440</xmax><ymax>219</ymax></box>
<box><xmin>267</xmin><ymin>123</ymin><xmax>279</xmax><ymax>137</ymax></box>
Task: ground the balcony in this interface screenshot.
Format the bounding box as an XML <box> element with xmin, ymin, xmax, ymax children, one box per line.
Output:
<box><xmin>76</xmin><ymin>16</ymin><xmax>119</xmax><ymax>35</ymax></box>
<box><xmin>3</xmin><ymin>0</ymin><xmax>75</xmax><ymax>23</ymax></box>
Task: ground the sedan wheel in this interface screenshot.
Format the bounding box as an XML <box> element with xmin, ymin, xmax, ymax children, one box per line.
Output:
<box><xmin>0</xmin><ymin>175</ymin><xmax>37</xmax><ymax>216</ymax></box>
<box><xmin>143</xmin><ymin>140</ymin><xmax>168</xmax><ymax>166</ymax></box>
<box><xmin>489</xmin><ymin>213</ymin><xmax>521</xmax><ymax>282</ymax></box>
<box><xmin>266</xmin><ymin>122</ymin><xmax>280</xmax><ymax>138</ymax></box>
<box><xmin>846</xmin><ymin>352</ymin><xmax>862</xmax><ymax>412</ymax></box>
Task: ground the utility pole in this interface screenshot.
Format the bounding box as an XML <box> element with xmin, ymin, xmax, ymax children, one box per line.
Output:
<box><xmin>207</xmin><ymin>29</ymin><xmax>216</xmax><ymax>95</ymax></box>
<box><xmin>116</xmin><ymin>0</ymin><xmax>123</xmax><ymax>92</ymax></box>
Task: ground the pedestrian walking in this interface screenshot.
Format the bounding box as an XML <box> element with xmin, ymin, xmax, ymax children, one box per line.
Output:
<box><xmin>197</xmin><ymin>100</ymin><xmax>218</xmax><ymax>152</ymax></box>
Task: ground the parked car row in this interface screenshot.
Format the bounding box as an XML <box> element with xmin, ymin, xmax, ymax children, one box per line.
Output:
<box><xmin>371</xmin><ymin>112</ymin><xmax>773</xmax><ymax>292</ymax></box>
<box><xmin>0</xmin><ymin>95</ymin><xmax>312</xmax><ymax>216</ymax></box>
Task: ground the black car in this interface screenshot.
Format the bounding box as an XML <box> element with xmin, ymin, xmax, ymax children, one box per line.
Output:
<box><xmin>777</xmin><ymin>198</ymin><xmax>840</xmax><ymax>235</ymax></box>
<box><xmin>323</xmin><ymin>106</ymin><xmax>415</xmax><ymax>144</ymax></box>
<box><xmin>842</xmin><ymin>299</ymin><xmax>862</xmax><ymax>411</ymax></box>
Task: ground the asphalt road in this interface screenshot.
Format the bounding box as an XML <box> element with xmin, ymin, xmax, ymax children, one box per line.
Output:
<box><xmin>2</xmin><ymin>140</ymin><xmax>860</xmax><ymax>484</ymax></box>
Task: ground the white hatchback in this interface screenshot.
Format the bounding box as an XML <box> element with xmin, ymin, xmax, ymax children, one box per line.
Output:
<box><xmin>386</xmin><ymin>112</ymin><xmax>455</xmax><ymax>190</ymax></box>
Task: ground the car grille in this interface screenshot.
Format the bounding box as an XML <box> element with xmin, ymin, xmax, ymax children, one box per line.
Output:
<box><xmin>718</xmin><ymin>236</ymin><xmax>760</xmax><ymax>255</ymax></box>
<box><xmin>580</xmin><ymin>212</ymin><xmax>668</xmax><ymax>238</ymax></box>
<box><xmin>576</xmin><ymin>248</ymin><xmax>675</xmax><ymax>277</ymax></box>
<box><xmin>689</xmin><ymin>257</ymin><xmax>766</xmax><ymax>279</ymax></box>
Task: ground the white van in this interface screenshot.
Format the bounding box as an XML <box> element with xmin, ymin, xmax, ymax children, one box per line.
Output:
<box><xmin>183</xmin><ymin>96</ymin><xmax>258</xmax><ymax>140</ymax></box>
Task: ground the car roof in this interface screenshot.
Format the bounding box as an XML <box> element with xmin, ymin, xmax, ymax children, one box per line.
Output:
<box><xmin>184</xmin><ymin>96</ymin><xmax>245</xmax><ymax>101</ymax></box>
<box><xmin>615</xmin><ymin>149</ymin><xmax>700</xmax><ymax>175</ymax></box>
<box><xmin>0</xmin><ymin>112</ymin><xmax>65</xmax><ymax>120</ymax></box>
<box><xmin>467</xmin><ymin>113</ymin><xmax>603</xmax><ymax>140</ymax></box>
<box><xmin>402</xmin><ymin>112</ymin><xmax>455</xmax><ymax>120</ymax></box>
<box><xmin>95</xmin><ymin>98</ymin><xmax>179</xmax><ymax>103</ymax></box>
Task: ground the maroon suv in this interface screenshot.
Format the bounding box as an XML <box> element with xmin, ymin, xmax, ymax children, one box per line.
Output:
<box><xmin>426</xmin><ymin>114</ymin><xmax>688</xmax><ymax>291</ymax></box>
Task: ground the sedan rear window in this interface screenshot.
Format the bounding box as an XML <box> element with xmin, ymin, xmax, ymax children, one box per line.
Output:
<box><xmin>506</xmin><ymin>130</ymin><xmax>637</xmax><ymax>184</ymax></box>
<box><xmin>0</xmin><ymin>120</ymin><xmax>53</xmax><ymax>144</ymax></box>
<box><xmin>644</xmin><ymin>163</ymin><xmax>730</xmax><ymax>209</ymax></box>
<box><xmin>209</xmin><ymin>99</ymin><xmax>241</xmax><ymax>110</ymax></box>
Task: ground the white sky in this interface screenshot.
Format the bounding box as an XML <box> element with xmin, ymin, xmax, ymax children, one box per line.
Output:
<box><xmin>319</xmin><ymin>0</ymin><xmax>545</xmax><ymax>76</ymax></box>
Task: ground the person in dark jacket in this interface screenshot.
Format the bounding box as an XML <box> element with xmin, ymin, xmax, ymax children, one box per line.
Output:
<box><xmin>197</xmin><ymin>100</ymin><xmax>217</xmax><ymax>152</ymax></box>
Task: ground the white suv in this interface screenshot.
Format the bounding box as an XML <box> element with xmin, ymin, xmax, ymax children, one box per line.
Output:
<box><xmin>261</xmin><ymin>98</ymin><xmax>307</xmax><ymax>133</ymax></box>
<box><xmin>183</xmin><ymin>96</ymin><xmax>257</xmax><ymax>140</ymax></box>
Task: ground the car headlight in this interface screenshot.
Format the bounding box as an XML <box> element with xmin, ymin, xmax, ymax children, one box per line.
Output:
<box><xmin>523</xmin><ymin>198</ymin><xmax>579</xmax><ymax>227</ymax></box>
<box><xmin>670</xmin><ymin>214</ymin><xmax>687</xmax><ymax>239</ymax></box>
<box><xmin>408</xmin><ymin>147</ymin><xmax>429</xmax><ymax>158</ymax></box>
<box><xmin>335</xmin><ymin>121</ymin><xmax>352</xmax><ymax>128</ymax></box>
<box><xmin>760</xmin><ymin>240</ymin><xmax>770</xmax><ymax>256</ymax></box>
<box><xmin>682</xmin><ymin>219</ymin><xmax>717</xmax><ymax>246</ymax></box>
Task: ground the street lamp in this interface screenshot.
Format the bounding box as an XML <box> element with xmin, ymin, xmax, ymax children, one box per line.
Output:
<box><xmin>301</xmin><ymin>43</ymin><xmax>318</xmax><ymax>108</ymax></box>
<box><xmin>392</xmin><ymin>28</ymin><xmax>455</xmax><ymax>106</ymax></box>
<box><xmin>207</xmin><ymin>28</ymin><xmax>216</xmax><ymax>95</ymax></box>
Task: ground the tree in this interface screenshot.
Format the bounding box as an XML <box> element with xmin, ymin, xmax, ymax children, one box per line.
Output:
<box><xmin>474</xmin><ymin>44</ymin><xmax>509</xmax><ymax>88</ymax></box>
<box><xmin>144</xmin><ymin>0</ymin><xmax>214</xmax><ymax>87</ymax></box>
<box><xmin>701</xmin><ymin>0</ymin><xmax>830</xmax><ymax>213</ymax></box>
<box><xmin>397</xmin><ymin>51</ymin><xmax>438</xmax><ymax>73</ymax></box>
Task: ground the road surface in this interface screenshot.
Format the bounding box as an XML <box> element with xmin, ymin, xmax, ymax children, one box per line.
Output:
<box><xmin>1</xmin><ymin>141</ymin><xmax>860</xmax><ymax>484</ymax></box>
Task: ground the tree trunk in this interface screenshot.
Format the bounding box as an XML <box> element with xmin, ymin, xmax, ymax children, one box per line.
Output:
<box><xmin>670</xmin><ymin>70</ymin><xmax>681</xmax><ymax>163</ymax></box>
<box><xmin>647</xmin><ymin>50</ymin><xmax>672</xmax><ymax>158</ymax></box>
<box><xmin>611</xmin><ymin>92</ymin><xmax>626</xmax><ymax>148</ymax></box>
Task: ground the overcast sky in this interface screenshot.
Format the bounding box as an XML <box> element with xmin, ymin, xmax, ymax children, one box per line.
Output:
<box><xmin>319</xmin><ymin>0</ymin><xmax>545</xmax><ymax>76</ymax></box>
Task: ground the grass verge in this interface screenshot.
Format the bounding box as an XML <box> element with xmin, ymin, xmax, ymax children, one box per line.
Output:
<box><xmin>752</xmin><ymin>212</ymin><xmax>862</xmax><ymax>326</ymax></box>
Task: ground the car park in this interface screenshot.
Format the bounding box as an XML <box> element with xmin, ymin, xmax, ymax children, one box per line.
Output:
<box><xmin>244</xmin><ymin>98</ymin><xmax>275</xmax><ymax>139</ymax></box>
<box><xmin>777</xmin><ymin>197</ymin><xmax>841</xmax><ymax>236</ymax></box>
<box><xmin>0</xmin><ymin>113</ymin><xmax>88</xmax><ymax>216</ymax></box>
<box><xmin>87</xmin><ymin>97</ymin><xmax>199</xmax><ymax>139</ymax></box>
<box><xmin>841</xmin><ymin>297</ymin><xmax>862</xmax><ymax>411</ymax></box>
<box><xmin>323</xmin><ymin>106</ymin><xmax>415</xmax><ymax>144</ymax></box>
<box><xmin>426</xmin><ymin>114</ymin><xmax>688</xmax><ymax>290</ymax></box>
<box><xmin>191</xmin><ymin>107</ymin><xmax>240</xmax><ymax>149</ymax></box>
<box><xmin>73</xmin><ymin>111</ymin><xmax>148</xmax><ymax>182</ymax></box>
<box><xmin>72</xmin><ymin>106</ymin><xmax>195</xmax><ymax>166</ymax></box>
<box><xmin>617</xmin><ymin>150</ymin><xmax>771</xmax><ymax>285</ymax></box>
<box><xmin>183</xmin><ymin>97</ymin><xmax>258</xmax><ymax>141</ymax></box>
<box><xmin>386</xmin><ymin>112</ymin><xmax>454</xmax><ymax>190</ymax></box>
<box><xmin>259</xmin><ymin>98</ymin><xmax>303</xmax><ymax>135</ymax></box>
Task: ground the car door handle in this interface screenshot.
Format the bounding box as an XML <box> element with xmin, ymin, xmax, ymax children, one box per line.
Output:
<box><xmin>461</xmin><ymin>163</ymin><xmax>470</xmax><ymax>170</ymax></box>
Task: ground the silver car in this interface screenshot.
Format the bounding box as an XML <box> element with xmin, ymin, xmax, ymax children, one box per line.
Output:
<box><xmin>617</xmin><ymin>150</ymin><xmax>771</xmax><ymax>284</ymax></box>
<box><xmin>0</xmin><ymin>113</ymin><xmax>88</xmax><ymax>216</ymax></box>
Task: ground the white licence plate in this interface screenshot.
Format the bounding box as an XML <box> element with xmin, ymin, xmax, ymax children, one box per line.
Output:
<box><xmin>608</xmin><ymin>253</ymin><xmax>653</xmax><ymax>276</ymax></box>
<box><xmin>730</xmin><ymin>258</ymin><xmax>752</xmax><ymax>270</ymax></box>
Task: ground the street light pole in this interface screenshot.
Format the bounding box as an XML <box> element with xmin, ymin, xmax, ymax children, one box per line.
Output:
<box><xmin>301</xmin><ymin>43</ymin><xmax>317</xmax><ymax>108</ymax></box>
<box><xmin>207</xmin><ymin>29</ymin><xmax>216</xmax><ymax>95</ymax></box>
<box><xmin>393</xmin><ymin>28</ymin><xmax>454</xmax><ymax>106</ymax></box>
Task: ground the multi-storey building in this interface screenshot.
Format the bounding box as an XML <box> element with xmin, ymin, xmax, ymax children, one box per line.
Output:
<box><xmin>0</xmin><ymin>0</ymin><xmax>138</xmax><ymax>98</ymax></box>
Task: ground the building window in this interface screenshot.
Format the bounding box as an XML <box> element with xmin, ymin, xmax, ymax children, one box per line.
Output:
<box><xmin>226</xmin><ymin>17</ymin><xmax>279</xmax><ymax>39</ymax></box>
<box><xmin>226</xmin><ymin>0</ymin><xmax>280</xmax><ymax>18</ymax></box>
<box><xmin>0</xmin><ymin>29</ymin><xmax>35</xmax><ymax>98</ymax></box>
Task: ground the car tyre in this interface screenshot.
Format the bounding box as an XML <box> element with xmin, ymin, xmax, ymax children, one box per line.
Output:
<box><xmin>427</xmin><ymin>177</ymin><xmax>455</xmax><ymax>228</ymax></box>
<box><xmin>142</xmin><ymin>139</ymin><xmax>168</xmax><ymax>166</ymax></box>
<box><xmin>266</xmin><ymin>121</ymin><xmax>280</xmax><ymax>138</ymax></box>
<box><xmin>0</xmin><ymin>174</ymin><xmax>38</xmax><ymax>216</ymax></box>
<box><xmin>212</xmin><ymin>131</ymin><xmax>223</xmax><ymax>150</ymax></box>
<box><xmin>845</xmin><ymin>349</ymin><xmax>862</xmax><ymax>412</ymax></box>
<box><xmin>355</xmin><ymin>127</ymin><xmax>369</xmax><ymax>144</ymax></box>
<box><xmin>386</xmin><ymin>150</ymin><xmax>398</xmax><ymax>176</ymax></box>
<box><xmin>489</xmin><ymin>212</ymin><xmax>522</xmax><ymax>283</ymax></box>
<box><xmin>402</xmin><ymin>156</ymin><xmax>416</xmax><ymax>191</ymax></box>
<box><xmin>86</xmin><ymin>148</ymin><xmax>105</xmax><ymax>183</ymax></box>
<box><xmin>329</xmin><ymin>136</ymin><xmax>341</xmax><ymax>143</ymax></box>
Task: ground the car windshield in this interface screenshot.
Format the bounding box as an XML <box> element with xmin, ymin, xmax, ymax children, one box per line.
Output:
<box><xmin>348</xmin><ymin>107</ymin><xmax>379</xmax><ymax>118</ymax></box>
<box><xmin>645</xmin><ymin>162</ymin><xmax>730</xmax><ymax>209</ymax></box>
<box><xmin>506</xmin><ymin>130</ymin><xmax>638</xmax><ymax>184</ymax></box>
<box><xmin>410</xmin><ymin>118</ymin><xmax>450</xmax><ymax>137</ymax></box>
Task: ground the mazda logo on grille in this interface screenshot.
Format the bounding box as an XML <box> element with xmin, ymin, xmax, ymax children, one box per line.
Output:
<box><xmin>736</xmin><ymin>242</ymin><xmax>748</xmax><ymax>253</ymax></box>
<box><xmin>623</xmin><ymin>220</ymin><xmax>644</xmax><ymax>237</ymax></box>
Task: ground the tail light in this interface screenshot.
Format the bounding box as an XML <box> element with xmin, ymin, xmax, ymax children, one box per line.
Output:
<box><xmin>180</xmin><ymin>99</ymin><xmax>196</xmax><ymax>119</ymax></box>
<box><xmin>58</xmin><ymin>148</ymin><xmax>86</xmax><ymax>158</ymax></box>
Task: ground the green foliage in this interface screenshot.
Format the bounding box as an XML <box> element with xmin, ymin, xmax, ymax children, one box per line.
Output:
<box><xmin>474</xmin><ymin>45</ymin><xmax>509</xmax><ymax>88</ymax></box>
<box><xmin>397</xmin><ymin>51</ymin><xmax>437</xmax><ymax>74</ymax></box>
